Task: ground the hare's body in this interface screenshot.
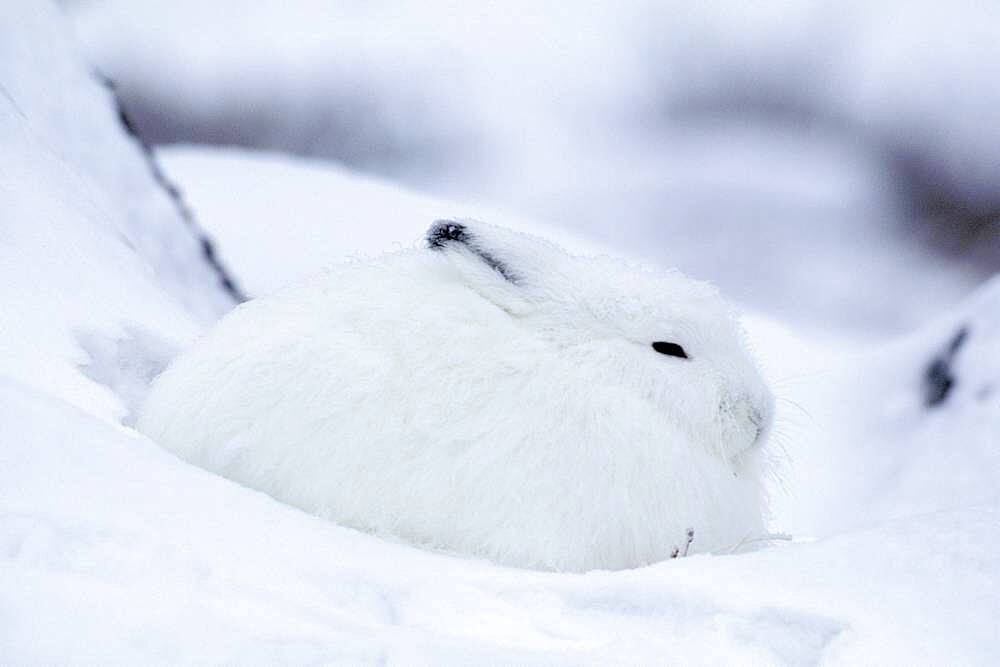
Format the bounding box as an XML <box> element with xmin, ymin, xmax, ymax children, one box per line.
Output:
<box><xmin>138</xmin><ymin>221</ymin><xmax>772</xmax><ymax>571</ymax></box>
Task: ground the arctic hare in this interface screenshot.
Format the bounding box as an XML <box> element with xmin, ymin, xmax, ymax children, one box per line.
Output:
<box><xmin>138</xmin><ymin>220</ymin><xmax>773</xmax><ymax>571</ymax></box>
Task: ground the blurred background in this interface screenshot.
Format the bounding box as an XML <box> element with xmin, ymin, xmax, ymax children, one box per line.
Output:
<box><xmin>60</xmin><ymin>0</ymin><xmax>999</xmax><ymax>337</ymax></box>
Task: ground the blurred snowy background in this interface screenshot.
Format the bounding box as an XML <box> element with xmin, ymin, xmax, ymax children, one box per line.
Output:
<box><xmin>63</xmin><ymin>0</ymin><xmax>1000</xmax><ymax>335</ymax></box>
<box><xmin>2</xmin><ymin>1</ymin><xmax>999</xmax><ymax>663</ymax></box>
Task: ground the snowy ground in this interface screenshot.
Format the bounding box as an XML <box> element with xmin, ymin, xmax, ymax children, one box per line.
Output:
<box><xmin>5</xmin><ymin>372</ymin><xmax>997</xmax><ymax>664</ymax></box>
<box><xmin>2</xmin><ymin>2</ymin><xmax>999</xmax><ymax>664</ymax></box>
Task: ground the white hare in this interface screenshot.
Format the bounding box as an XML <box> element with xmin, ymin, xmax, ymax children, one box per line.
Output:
<box><xmin>138</xmin><ymin>220</ymin><xmax>773</xmax><ymax>571</ymax></box>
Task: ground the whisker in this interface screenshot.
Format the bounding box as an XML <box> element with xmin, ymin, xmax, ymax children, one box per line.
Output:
<box><xmin>716</xmin><ymin>531</ymin><xmax>795</xmax><ymax>555</ymax></box>
<box><xmin>775</xmin><ymin>395</ymin><xmax>815</xmax><ymax>424</ymax></box>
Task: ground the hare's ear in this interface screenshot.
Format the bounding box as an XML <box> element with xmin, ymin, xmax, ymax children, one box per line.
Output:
<box><xmin>426</xmin><ymin>219</ymin><xmax>568</xmax><ymax>289</ymax></box>
<box><xmin>427</xmin><ymin>220</ymin><xmax>519</xmax><ymax>283</ymax></box>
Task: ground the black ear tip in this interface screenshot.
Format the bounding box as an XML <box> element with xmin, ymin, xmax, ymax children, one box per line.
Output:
<box><xmin>425</xmin><ymin>219</ymin><xmax>518</xmax><ymax>283</ymax></box>
<box><xmin>427</xmin><ymin>220</ymin><xmax>468</xmax><ymax>249</ymax></box>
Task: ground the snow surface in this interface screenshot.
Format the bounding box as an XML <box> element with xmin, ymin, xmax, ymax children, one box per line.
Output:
<box><xmin>763</xmin><ymin>279</ymin><xmax>1000</xmax><ymax>538</ymax></box>
<box><xmin>777</xmin><ymin>277</ymin><xmax>1000</xmax><ymax>535</ymax></box>
<box><xmin>4</xmin><ymin>376</ymin><xmax>998</xmax><ymax>664</ymax></box>
<box><xmin>0</xmin><ymin>2</ymin><xmax>236</xmax><ymax>420</ymax></box>
<box><xmin>2</xmin><ymin>2</ymin><xmax>999</xmax><ymax>663</ymax></box>
<box><xmin>1</xmin><ymin>2</ymin><xmax>237</xmax><ymax>324</ymax></box>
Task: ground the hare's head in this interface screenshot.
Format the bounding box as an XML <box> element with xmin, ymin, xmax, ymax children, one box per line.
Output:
<box><xmin>427</xmin><ymin>219</ymin><xmax>773</xmax><ymax>463</ymax></box>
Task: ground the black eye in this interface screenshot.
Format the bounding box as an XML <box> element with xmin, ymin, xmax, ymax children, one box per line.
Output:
<box><xmin>652</xmin><ymin>341</ymin><xmax>688</xmax><ymax>359</ymax></box>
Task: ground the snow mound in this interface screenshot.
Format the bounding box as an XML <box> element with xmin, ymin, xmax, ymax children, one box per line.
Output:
<box><xmin>0</xmin><ymin>1</ymin><xmax>236</xmax><ymax>420</ymax></box>
<box><xmin>1</xmin><ymin>1</ymin><xmax>239</xmax><ymax>323</ymax></box>
<box><xmin>862</xmin><ymin>279</ymin><xmax>1000</xmax><ymax>521</ymax></box>
<box><xmin>772</xmin><ymin>277</ymin><xmax>1000</xmax><ymax>536</ymax></box>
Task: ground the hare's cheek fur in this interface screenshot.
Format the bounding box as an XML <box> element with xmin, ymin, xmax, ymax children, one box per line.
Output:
<box><xmin>618</xmin><ymin>353</ymin><xmax>769</xmax><ymax>464</ymax></box>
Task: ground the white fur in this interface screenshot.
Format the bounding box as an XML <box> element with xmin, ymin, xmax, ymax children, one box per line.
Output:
<box><xmin>137</xmin><ymin>221</ymin><xmax>773</xmax><ymax>572</ymax></box>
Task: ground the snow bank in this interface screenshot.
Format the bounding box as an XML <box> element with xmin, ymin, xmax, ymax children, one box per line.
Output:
<box><xmin>0</xmin><ymin>2</ymin><xmax>243</xmax><ymax>421</ymax></box>
<box><xmin>4</xmin><ymin>376</ymin><xmax>998</xmax><ymax>663</ymax></box>
<box><xmin>758</xmin><ymin>277</ymin><xmax>1000</xmax><ymax>540</ymax></box>
<box><xmin>1</xmin><ymin>1</ymin><xmax>239</xmax><ymax>324</ymax></box>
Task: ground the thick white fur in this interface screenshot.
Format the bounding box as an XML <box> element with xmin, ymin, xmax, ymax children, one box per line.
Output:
<box><xmin>138</xmin><ymin>221</ymin><xmax>773</xmax><ymax>572</ymax></box>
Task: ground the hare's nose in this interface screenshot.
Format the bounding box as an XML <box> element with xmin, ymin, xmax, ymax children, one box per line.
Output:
<box><xmin>748</xmin><ymin>403</ymin><xmax>772</xmax><ymax>447</ymax></box>
<box><xmin>751</xmin><ymin>416</ymin><xmax>766</xmax><ymax>446</ymax></box>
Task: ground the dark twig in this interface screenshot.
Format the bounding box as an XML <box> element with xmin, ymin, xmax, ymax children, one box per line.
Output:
<box><xmin>671</xmin><ymin>528</ymin><xmax>696</xmax><ymax>559</ymax></box>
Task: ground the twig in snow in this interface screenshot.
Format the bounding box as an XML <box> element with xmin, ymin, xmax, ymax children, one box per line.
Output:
<box><xmin>670</xmin><ymin>528</ymin><xmax>696</xmax><ymax>559</ymax></box>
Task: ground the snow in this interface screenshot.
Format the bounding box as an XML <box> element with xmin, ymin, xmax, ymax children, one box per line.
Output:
<box><xmin>2</xmin><ymin>1</ymin><xmax>999</xmax><ymax>663</ymax></box>
<box><xmin>0</xmin><ymin>1</ymin><xmax>215</xmax><ymax>420</ymax></box>
<box><xmin>0</xmin><ymin>2</ymin><xmax>238</xmax><ymax>324</ymax></box>
<box><xmin>775</xmin><ymin>277</ymin><xmax>1000</xmax><ymax>535</ymax></box>
<box><xmin>158</xmin><ymin>146</ymin><xmax>609</xmax><ymax>298</ymax></box>
<box><xmin>4</xmin><ymin>377</ymin><xmax>999</xmax><ymax>663</ymax></box>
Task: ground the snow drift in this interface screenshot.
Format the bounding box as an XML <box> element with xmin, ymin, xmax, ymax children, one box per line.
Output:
<box><xmin>0</xmin><ymin>1</ymin><xmax>239</xmax><ymax>421</ymax></box>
